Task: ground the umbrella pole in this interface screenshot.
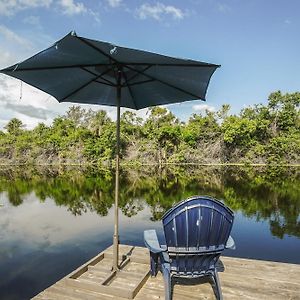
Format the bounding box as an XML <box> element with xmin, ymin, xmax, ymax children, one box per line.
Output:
<box><xmin>113</xmin><ymin>81</ymin><xmax>121</xmax><ymax>272</ymax></box>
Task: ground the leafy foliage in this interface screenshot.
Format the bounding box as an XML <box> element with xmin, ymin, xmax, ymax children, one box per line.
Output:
<box><xmin>0</xmin><ymin>91</ymin><xmax>299</xmax><ymax>165</ymax></box>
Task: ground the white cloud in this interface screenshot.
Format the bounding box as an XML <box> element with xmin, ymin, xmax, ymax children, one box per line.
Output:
<box><xmin>20</xmin><ymin>0</ymin><xmax>51</xmax><ymax>6</ymax></box>
<box><xmin>0</xmin><ymin>0</ymin><xmax>94</xmax><ymax>19</ymax></box>
<box><xmin>88</xmin><ymin>10</ymin><xmax>101</xmax><ymax>23</ymax></box>
<box><xmin>23</xmin><ymin>15</ymin><xmax>41</xmax><ymax>26</ymax></box>
<box><xmin>0</xmin><ymin>25</ymin><xmax>33</xmax><ymax>50</ymax></box>
<box><xmin>0</xmin><ymin>0</ymin><xmax>52</xmax><ymax>16</ymax></box>
<box><xmin>106</xmin><ymin>0</ymin><xmax>122</xmax><ymax>8</ymax></box>
<box><xmin>0</xmin><ymin>73</ymin><xmax>150</xmax><ymax>129</ymax></box>
<box><xmin>136</xmin><ymin>2</ymin><xmax>185</xmax><ymax>21</ymax></box>
<box><xmin>0</xmin><ymin>75</ymin><xmax>61</xmax><ymax>129</ymax></box>
<box><xmin>0</xmin><ymin>26</ymin><xmax>62</xmax><ymax>130</ymax></box>
<box><xmin>0</xmin><ymin>75</ymin><xmax>139</xmax><ymax>129</ymax></box>
<box><xmin>0</xmin><ymin>27</ymin><xmax>54</xmax><ymax>72</ymax></box>
<box><xmin>192</xmin><ymin>104</ymin><xmax>215</xmax><ymax>112</ymax></box>
<box><xmin>58</xmin><ymin>0</ymin><xmax>87</xmax><ymax>15</ymax></box>
<box><xmin>14</xmin><ymin>112</ymin><xmax>54</xmax><ymax>129</ymax></box>
<box><xmin>0</xmin><ymin>48</ymin><xmax>16</xmax><ymax>67</ymax></box>
<box><xmin>216</xmin><ymin>2</ymin><xmax>231</xmax><ymax>13</ymax></box>
<box><xmin>4</xmin><ymin>102</ymin><xmax>56</xmax><ymax>120</ymax></box>
<box><xmin>0</xmin><ymin>194</ymin><xmax>115</xmax><ymax>250</ymax></box>
<box><xmin>0</xmin><ymin>76</ymin><xmax>55</xmax><ymax>110</ymax></box>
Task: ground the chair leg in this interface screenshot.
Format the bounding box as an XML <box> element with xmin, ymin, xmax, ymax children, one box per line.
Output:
<box><xmin>162</xmin><ymin>268</ymin><xmax>172</xmax><ymax>300</ymax></box>
<box><xmin>150</xmin><ymin>252</ymin><xmax>159</xmax><ymax>276</ymax></box>
<box><xmin>212</xmin><ymin>270</ymin><xmax>223</xmax><ymax>300</ymax></box>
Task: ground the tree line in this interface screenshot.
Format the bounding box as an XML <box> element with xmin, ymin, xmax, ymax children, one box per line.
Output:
<box><xmin>0</xmin><ymin>91</ymin><xmax>299</xmax><ymax>165</ymax></box>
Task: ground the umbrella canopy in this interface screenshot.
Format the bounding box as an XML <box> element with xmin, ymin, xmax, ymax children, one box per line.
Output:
<box><xmin>0</xmin><ymin>31</ymin><xmax>220</xmax><ymax>272</ymax></box>
<box><xmin>1</xmin><ymin>31</ymin><xmax>219</xmax><ymax>108</ymax></box>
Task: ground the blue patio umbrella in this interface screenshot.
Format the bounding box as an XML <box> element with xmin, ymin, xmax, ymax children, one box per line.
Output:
<box><xmin>0</xmin><ymin>31</ymin><xmax>220</xmax><ymax>272</ymax></box>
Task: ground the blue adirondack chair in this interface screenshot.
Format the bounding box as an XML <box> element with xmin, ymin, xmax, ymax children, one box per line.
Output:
<box><xmin>144</xmin><ymin>196</ymin><xmax>235</xmax><ymax>300</ymax></box>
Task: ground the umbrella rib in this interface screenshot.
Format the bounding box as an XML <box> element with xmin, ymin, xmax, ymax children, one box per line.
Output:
<box><xmin>122</xmin><ymin>71</ymin><xmax>138</xmax><ymax>110</ymax></box>
<box><xmin>2</xmin><ymin>63</ymin><xmax>219</xmax><ymax>73</ymax></box>
<box><xmin>125</xmin><ymin>65</ymin><xmax>152</xmax><ymax>83</ymax></box>
<box><xmin>2</xmin><ymin>63</ymin><xmax>110</xmax><ymax>72</ymax></box>
<box><xmin>125</xmin><ymin>65</ymin><xmax>203</xmax><ymax>100</ymax></box>
<box><xmin>94</xmin><ymin>75</ymin><xmax>115</xmax><ymax>86</ymax></box>
<box><xmin>76</xmin><ymin>36</ymin><xmax>120</xmax><ymax>65</ymax></box>
<box><xmin>94</xmin><ymin>80</ymin><xmax>115</xmax><ymax>87</ymax></box>
<box><xmin>124</xmin><ymin>79</ymin><xmax>155</xmax><ymax>87</ymax></box>
<box><xmin>81</xmin><ymin>67</ymin><xmax>116</xmax><ymax>86</ymax></box>
<box><xmin>60</xmin><ymin>67</ymin><xmax>113</xmax><ymax>101</ymax></box>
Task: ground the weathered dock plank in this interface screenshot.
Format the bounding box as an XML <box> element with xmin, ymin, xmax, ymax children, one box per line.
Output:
<box><xmin>32</xmin><ymin>244</ymin><xmax>300</xmax><ymax>300</ymax></box>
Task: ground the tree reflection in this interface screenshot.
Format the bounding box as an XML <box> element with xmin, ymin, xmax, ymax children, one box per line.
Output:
<box><xmin>0</xmin><ymin>165</ymin><xmax>299</xmax><ymax>239</ymax></box>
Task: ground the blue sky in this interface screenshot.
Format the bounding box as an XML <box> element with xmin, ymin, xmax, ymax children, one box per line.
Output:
<box><xmin>0</xmin><ymin>0</ymin><xmax>299</xmax><ymax>129</ymax></box>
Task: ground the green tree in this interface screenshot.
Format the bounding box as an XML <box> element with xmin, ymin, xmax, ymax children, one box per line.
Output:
<box><xmin>121</xmin><ymin>111</ymin><xmax>143</xmax><ymax>145</ymax></box>
<box><xmin>144</xmin><ymin>107</ymin><xmax>180</xmax><ymax>162</ymax></box>
<box><xmin>88</xmin><ymin>110</ymin><xmax>112</xmax><ymax>137</ymax></box>
<box><xmin>183</xmin><ymin>111</ymin><xmax>220</xmax><ymax>147</ymax></box>
<box><xmin>268</xmin><ymin>91</ymin><xmax>300</xmax><ymax>135</ymax></box>
<box><xmin>4</xmin><ymin>118</ymin><xmax>24</xmax><ymax>135</ymax></box>
<box><xmin>65</xmin><ymin>106</ymin><xmax>87</xmax><ymax>127</ymax></box>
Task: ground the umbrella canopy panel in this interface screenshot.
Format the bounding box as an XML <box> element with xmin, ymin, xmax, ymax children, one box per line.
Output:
<box><xmin>1</xmin><ymin>32</ymin><xmax>219</xmax><ymax>109</ymax></box>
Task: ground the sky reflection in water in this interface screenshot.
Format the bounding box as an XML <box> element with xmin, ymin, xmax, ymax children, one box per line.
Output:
<box><xmin>0</xmin><ymin>166</ymin><xmax>299</xmax><ymax>300</ymax></box>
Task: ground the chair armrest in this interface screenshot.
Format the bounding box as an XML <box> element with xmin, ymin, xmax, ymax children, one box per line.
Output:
<box><xmin>225</xmin><ymin>235</ymin><xmax>236</xmax><ymax>250</ymax></box>
<box><xmin>215</xmin><ymin>259</ymin><xmax>225</xmax><ymax>272</ymax></box>
<box><xmin>144</xmin><ymin>230</ymin><xmax>166</xmax><ymax>254</ymax></box>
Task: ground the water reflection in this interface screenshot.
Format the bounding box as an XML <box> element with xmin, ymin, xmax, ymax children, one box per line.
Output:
<box><xmin>0</xmin><ymin>166</ymin><xmax>299</xmax><ymax>299</ymax></box>
<box><xmin>0</xmin><ymin>165</ymin><xmax>299</xmax><ymax>239</ymax></box>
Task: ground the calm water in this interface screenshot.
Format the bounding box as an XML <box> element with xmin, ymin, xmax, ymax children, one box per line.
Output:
<box><xmin>0</xmin><ymin>166</ymin><xmax>299</xmax><ymax>300</ymax></box>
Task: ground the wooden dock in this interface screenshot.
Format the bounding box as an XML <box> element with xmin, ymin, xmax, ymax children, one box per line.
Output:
<box><xmin>33</xmin><ymin>244</ymin><xmax>300</xmax><ymax>300</ymax></box>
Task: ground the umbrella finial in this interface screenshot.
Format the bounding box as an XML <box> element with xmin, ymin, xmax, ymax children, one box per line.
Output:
<box><xmin>70</xmin><ymin>30</ymin><xmax>77</xmax><ymax>37</ymax></box>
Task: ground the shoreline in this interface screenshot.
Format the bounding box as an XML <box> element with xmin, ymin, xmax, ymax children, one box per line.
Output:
<box><xmin>0</xmin><ymin>162</ymin><xmax>299</xmax><ymax>167</ymax></box>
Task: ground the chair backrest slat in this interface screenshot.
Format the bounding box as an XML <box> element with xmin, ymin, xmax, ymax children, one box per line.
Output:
<box><xmin>173</xmin><ymin>218</ymin><xmax>178</xmax><ymax>247</ymax></box>
<box><xmin>185</xmin><ymin>207</ymin><xmax>189</xmax><ymax>249</ymax></box>
<box><xmin>162</xmin><ymin>196</ymin><xmax>234</xmax><ymax>275</ymax></box>
<box><xmin>196</xmin><ymin>206</ymin><xmax>201</xmax><ymax>248</ymax></box>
